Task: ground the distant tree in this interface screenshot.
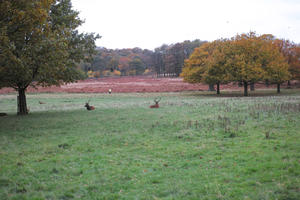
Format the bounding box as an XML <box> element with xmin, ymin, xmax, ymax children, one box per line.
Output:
<box><xmin>273</xmin><ymin>39</ymin><xmax>300</xmax><ymax>86</ymax></box>
<box><xmin>0</xmin><ymin>0</ymin><xmax>100</xmax><ymax>115</ymax></box>
<box><xmin>260</xmin><ymin>40</ymin><xmax>291</xmax><ymax>93</ymax></box>
<box><xmin>129</xmin><ymin>58</ymin><xmax>145</xmax><ymax>75</ymax></box>
<box><xmin>182</xmin><ymin>32</ymin><xmax>290</xmax><ymax>96</ymax></box>
<box><xmin>202</xmin><ymin>40</ymin><xmax>231</xmax><ymax>94</ymax></box>
<box><xmin>108</xmin><ymin>58</ymin><xmax>119</xmax><ymax>72</ymax></box>
<box><xmin>224</xmin><ymin>32</ymin><xmax>267</xmax><ymax>96</ymax></box>
<box><xmin>181</xmin><ymin>41</ymin><xmax>221</xmax><ymax>93</ymax></box>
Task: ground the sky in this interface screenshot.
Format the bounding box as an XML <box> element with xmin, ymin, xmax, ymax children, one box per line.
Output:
<box><xmin>72</xmin><ymin>0</ymin><xmax>300</xmax><ymax>50</ymax></box>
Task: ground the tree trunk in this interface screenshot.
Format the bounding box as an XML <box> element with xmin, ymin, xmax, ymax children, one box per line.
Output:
<box><xmin>17</xmin><ymin>88</ymin><xmax>28</xmax><ymax>115</ymax></box>
<box><xmin>209</xmin><ymin>84</ymin><xmax>215</xmax><ymax>91</ymax></box>
<box><xmin>265</xmin><ymin>80</ymin><xmax>270</xmax><ymax>87</ymax></box>
<box><xmin>250</xmin><ymin>82</ymin><xmax>255</xmax><ymax>91</ymax></box>
<box><xmin>216</xmin><ymin>82</ymin><xmax>220</xmax><ymax>95</ymax></box>
<box><xmin>238</xmin><ymin>81</ymin><xmax>243</xmax><ymax>87</ymax></box>
<box><xmin>277</xmin><ymin>83</ymin><xmax>281</xmax><ymax>93</ymax></box>
<box><xmin>287</xmin><ymin>80</ymin><xmax>291</xmax><ymax>89</ymax></box>
<box><xmin>243</xmin><ymin>81</ymin><xmax>248</xmax><ymax>96</ymax></box>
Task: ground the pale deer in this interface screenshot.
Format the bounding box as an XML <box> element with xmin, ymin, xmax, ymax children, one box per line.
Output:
<box><xmin>84</xmin><ymin>101</ymin><xmax>95</xmax><ymax>111</ymax></box>
<box><xmin>149</xmin><ymin>97</ymin><xmax>161</xmax><ymax>108</ymax></box>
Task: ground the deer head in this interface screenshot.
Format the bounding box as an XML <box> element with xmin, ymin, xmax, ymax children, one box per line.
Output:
<box><xmin>85</xmin><ymin>100</ymin><xmax>95</xmax><ymax>110</ymax></box>
<box><xmin>154</xmin><ymin>97</ymin><xmax>161</xmax><ymax>105</ymax></box>
<box><xmin>150</xmin><ymin>97</ymin><xmax>161</xmax><ymax>108</ymax></box>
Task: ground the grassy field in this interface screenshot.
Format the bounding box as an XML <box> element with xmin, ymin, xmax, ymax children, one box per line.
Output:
<box><xmin>0</xmin><ymin>90</ymin><xmax>300</xmax><ymax>199</ymax></box>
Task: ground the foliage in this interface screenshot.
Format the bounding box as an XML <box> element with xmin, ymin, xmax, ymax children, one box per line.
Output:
<box><xmin>0</xmin><ymin>0</ymin><xmax>100</xmax><ymax>114</ymax></box>
<box><xmin>78</xmin><ymin>40</ymin><xmax>206</xmax><ymax>77</ymax></box>
<box><xmin>0</xmin><ymin>92</ymin><xmax>300</xmax><ymax>199</ymax></box>
<box><xmin>181</xmin><ymin>32</ymin><xmax>291</xmax><ymax>95</ymax></box>
<box><xmin>153</xmin><ymin>40</ymin><xmax>207</xmax><ymax>77</ymax></box>
<box><xmin>273</xmin><ymin>39</ymin><xmax>300</xmax><ymax>81</ymax></box>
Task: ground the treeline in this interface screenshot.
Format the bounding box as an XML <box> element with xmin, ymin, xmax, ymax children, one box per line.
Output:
<box><xmin>79</xmin><ymin>39</ymin><xmax>206</xmax><ymax>77</ymax></box>
<box><xmin>181</xmin><ymin>32</ymin><xmax>300</xmax><ymax>96</ymax></box>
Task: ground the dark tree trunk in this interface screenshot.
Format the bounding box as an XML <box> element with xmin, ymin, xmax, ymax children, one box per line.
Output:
<box><xmin>287</xmin><ymin>80</ymin><xmax>291</xmax><ymax>88</ymax></box>
<box><xmin>277</xmin><ymin>83</ymin><xmax>281</xmax><ymax>93</ymax></box>
<box><xmin>209</xmin><ymin>84</ymin><xmax>215</xmax><ymax>91</ymax></box>
<box><xmin>238</xmin><ymin>81</ymin><xmax>243</xmax><ymax>87</ymax></box>
<box><xmin>250</xmin><ymin>82</ymin><xmax>255</xmax><ymax>91</ymax></box>
<box><xmin>216</xmin><ymin>82</ymin><xmax>220</xmax><ymax>95</ymax></box>
<box><xmin>243</xmin><ymin>81</ymin><xmax>248</xmax><ymax>96</ymax></box>
<box><xmin>17</xmin><ymin>88</ymin><xmax>28</xmax><ymax>115</ymax></box>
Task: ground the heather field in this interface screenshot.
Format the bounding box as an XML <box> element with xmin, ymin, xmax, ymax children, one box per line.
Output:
<box><xmin>0</xmin><ymin>89</ymin><xmax>300</xmax><ymax>199</ymax></box>
<box><xmin>1</xmin><ymin>76</ymin><xmax>297</xmax><ymax>94</ymax></box>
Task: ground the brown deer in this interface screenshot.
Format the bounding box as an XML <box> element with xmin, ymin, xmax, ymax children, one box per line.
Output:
<box><xmin>84</xmin><ymin>101</ymin><xmax>95</xmax><ymax>111</ymax></box>
<box><xmin>0</xmin><ymin>113</ymin><xmax>7</xmax><ymax>117</ymax></box>
<box><xmin>149</xmin><ymin>97</ymin><xmax>161</xmax><ymax>108</ymax></box>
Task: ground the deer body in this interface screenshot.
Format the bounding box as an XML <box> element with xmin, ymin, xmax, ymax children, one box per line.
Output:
<box><xmin>149</xmin><ymin>97</ymin><xmax>161</xmax><ymax>108</ymax></box>
<box><xmin>0</xmin><ymin>113</ymin><xmax>7</xmax><ymax>117</ymax></box>
<box><xmin>85</xmin><ymin>103</ymin><xmax>95</xmax><ymax>110</ymax></box>
<box><xmin>150</xmin><ymin>103</ymin><xmax>159</xmax><ymax>108</ymax></box>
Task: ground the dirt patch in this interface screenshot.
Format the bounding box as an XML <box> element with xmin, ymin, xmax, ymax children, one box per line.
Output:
<box><xmin>0</xmin><ymin>76</ymin><xmax>297</xmax><ymax>94</ymax></box>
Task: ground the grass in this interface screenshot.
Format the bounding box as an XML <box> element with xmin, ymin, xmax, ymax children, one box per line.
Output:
<box><xmin>0</xmin><ymin>90</ymin><xmax>300</xmax><ymax>199</ymax></box>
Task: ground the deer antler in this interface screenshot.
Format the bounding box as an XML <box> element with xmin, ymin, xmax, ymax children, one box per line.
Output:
<box><xmin>154</xmin><ymin>97</ymin><xmax>161</xmax><ymax>103</ymax></box>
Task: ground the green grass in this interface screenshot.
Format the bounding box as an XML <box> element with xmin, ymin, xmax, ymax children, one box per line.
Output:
<box><xmin>0</xmin><ymin>90</ymin><xmax>300</xmax><ymax>199</ymax></box>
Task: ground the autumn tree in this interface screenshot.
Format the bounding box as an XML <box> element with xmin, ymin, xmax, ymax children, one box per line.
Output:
<box><xmin>0</xmin><ymin>0</ymin><xmax>100</xmax><ymax>115</ymax></box>
<box><xmin>226</xmin><ymin>33</ymin><xmax>291</xmax><ymax>95</ymax></box>
<box><xmin>202</xmin><ymin>40</ymin><xmax>231</xmax><ymax>94</ymax></box>
<box><xmin>181</xmin><ymin>41</ymin><xmax>224</xmax><ymax>93</ymax></box>
<box><xmin>182</xmin><ymin>32</ymin><xmax>290</xmax><ymax>96</ymax></box>
<box><xmin>225</xmin><ymin>32</ymin><xmax>270</xmax><ymax>96</ymax></box>
<box><xmin>129</xmin><ymin>58</ymin><xmax>145</xmax><ymax>75</ymax></box>
<box><xmin>274</xmin><ymin>39</ymin><xmax>300</xmax><ymax>86</ymax></box>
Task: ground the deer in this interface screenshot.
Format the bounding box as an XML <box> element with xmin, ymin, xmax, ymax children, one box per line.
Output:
<box><xmin>84</xmin><ymin>100</ymin><xmax>95</xmax><ymax>111</ymax></box>
<box><xmin>149</xmin><ymin>97</ymin><xmax>161</xmax><ymax>108</ymax></box>
<box><xmin>0</xmin><ymin>113</ymin><xmax>7</xmax><ymax>117</ymax></box>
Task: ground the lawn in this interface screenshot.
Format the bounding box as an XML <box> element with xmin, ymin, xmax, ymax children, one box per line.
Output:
<box><xmin>0</xmin><ymin>90</ymin><xmax>300</xmax><ymax>199</ymax></box>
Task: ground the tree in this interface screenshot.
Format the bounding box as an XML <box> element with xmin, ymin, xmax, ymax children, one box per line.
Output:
<box><xmin>129</xmin><ymin>58</ymin><xmax>145</xmax><ymax>75</ymax></box>
<box><xmin>182</xmin><ymin>32</ymin><xmax>290</xmax><ymax>96</ymax></box>
<box><xmin>0</xmin><ymin>0</ymin><xmax>100</xmax><ymax>115</ymax></box>
<box><xmin>202</xmin><ymin>40</ymin><xmax>231</xmax><ymax>94</ymax></box>
<box><xmin>261</xmin><ymin>41</ymin><xmax>290</xmax><ymax>93</ymax></box>
<box><xmin>225</xmin><ymin>32</ymin><xmax>267</xmax><ymax>96</ymax></box>
<box><xmin>273</xmin><ymin>39</ymin><xmax>300</xmax><ymax>86</ymax></box>
<box><xmin>181</xmin><ymin>43</ymin><xmax>214</xmax><ymax>83</ymax></box>
<box><xmin>181</xmin><ymin>41</ymin><xmax>225</xmax><ymax>93</ymax></box>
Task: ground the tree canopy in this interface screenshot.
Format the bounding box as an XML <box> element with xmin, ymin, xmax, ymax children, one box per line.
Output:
<box><xmin>0</xmin><ymin>0</ymin><xmax>100</xmax><ymax>115</ymax></box>
<box><xmin>181</xmin><ymin>32</ymin><xmax>291</xmax><ymax>96</ymax></box>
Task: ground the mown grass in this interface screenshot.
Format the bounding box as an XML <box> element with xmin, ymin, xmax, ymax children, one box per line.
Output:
<box><xmin>0</xmin><ymin>90</ymin><xmax>300</xmax><ymax>199</ymax></box>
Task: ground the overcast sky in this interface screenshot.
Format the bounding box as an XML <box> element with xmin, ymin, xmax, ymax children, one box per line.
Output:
<box><xmin>72</xmin><ymin>0</ymin><xmax>300</xmax><ymax>50</ymax></box>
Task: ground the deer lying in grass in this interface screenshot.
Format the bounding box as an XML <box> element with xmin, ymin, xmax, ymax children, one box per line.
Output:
<box><xmin>149</xmin><ymin>97</ymin><xmax>161</xmax><ymax>108</ymax></box>
<box><xmin>0</xmin><ymin>113</ymin><xmax>7</xmax><ymax>117</ymax></box>
<box><xmin>84</xmin><ymin>101</ymin><xmax>95</xmax><ymax>111</ymax></box>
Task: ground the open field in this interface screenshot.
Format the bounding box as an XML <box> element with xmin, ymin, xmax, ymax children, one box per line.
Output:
<box><xmin>1</xmin><ymin>76</ymin><xmax>298</xmax><ymax>94</ymax></box>
<box><xmin>0</xmin><ymin>90</ymin><xmax>300</xmax><ymax>199</ymax></box>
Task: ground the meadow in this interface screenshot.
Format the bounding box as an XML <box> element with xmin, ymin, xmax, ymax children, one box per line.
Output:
<box><xmin>0</xmin><ymin>90</ymin><xmax>300</xmax><ymax>199</ymax></box>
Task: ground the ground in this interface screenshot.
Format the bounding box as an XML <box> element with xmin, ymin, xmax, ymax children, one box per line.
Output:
<box><xmin>1</xmin><ymin>91</ymin><xmax>300</xmax><ymax>199</ymax></box>
<box><xmin>1</xmin><ymin>76</ymin><xmax>296</xmax><ymax>94</ymax></box>
<box><xmin>0</xmin><ymin>79</ymin><xmax>300</xmax><ymax>199</ymax></box>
